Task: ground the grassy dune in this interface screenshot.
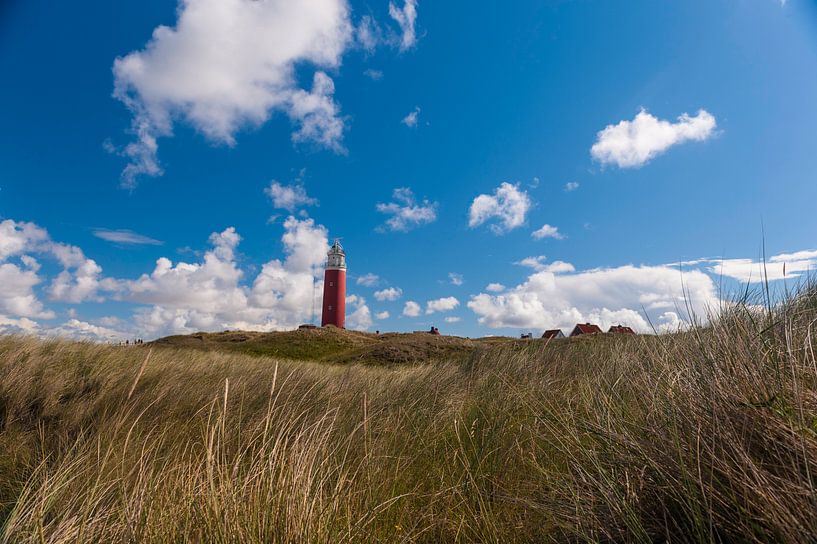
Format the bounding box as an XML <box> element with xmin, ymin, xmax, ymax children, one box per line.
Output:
<box><xmin>150</xmin><ymin>327</ymin><xmax>500</xmax><ymax>365</ymax></box>
<box><xmin>1</xmin><ymin>289</ymin><xmax>817</xmax><ymax>542</ymax></box>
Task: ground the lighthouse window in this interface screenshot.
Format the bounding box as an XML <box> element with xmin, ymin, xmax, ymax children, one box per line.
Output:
<box><xmin>329</xmin><ymin>281</ymin><xmax>333</xmax><ymax>287</ymax></box>
<box><xmin>328</xmin><ymin>305</ymin><xmax>333</xmax><ymax>311</ymax></box>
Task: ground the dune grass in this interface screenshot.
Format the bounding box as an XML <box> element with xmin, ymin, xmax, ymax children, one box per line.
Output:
<box><xmin>1</xmin><ymin>287</ymin><xmax>817</xmax><ymax>542</ymax></box>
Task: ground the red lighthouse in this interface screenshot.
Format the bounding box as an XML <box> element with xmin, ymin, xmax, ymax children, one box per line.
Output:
<box><xmin>321</xmin><ymin>239</ymin><xmax>346</xmax><ymax>328</ymax></box>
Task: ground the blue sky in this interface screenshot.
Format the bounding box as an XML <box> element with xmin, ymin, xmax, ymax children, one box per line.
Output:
<box><xmin>1</xmin><ymin>0</ymin><xmax>816</xmax><ymax>340</ymax></box>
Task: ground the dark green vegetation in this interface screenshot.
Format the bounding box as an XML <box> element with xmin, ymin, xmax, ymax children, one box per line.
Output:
<box><xmin>151</xmin><ymin>327</ymin><xmax>499</xmax><ymax>365</ymax></box>
<box><xmin>1</xmin><ymin>286</ymin><xmax>816</xmax><ymax>542</ymax></box>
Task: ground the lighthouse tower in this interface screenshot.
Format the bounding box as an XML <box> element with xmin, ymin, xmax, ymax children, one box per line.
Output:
<box><xmin>321</xmin><ymin>239</ymin><xmax>346</xmax><ymax>328</ymax></box>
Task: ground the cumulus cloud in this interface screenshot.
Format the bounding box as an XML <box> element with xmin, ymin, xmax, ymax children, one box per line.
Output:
<box><xmin>389</xmin><ymin>0</ymin><xmax>418</xmax><ymax>50</ymax></box>
<box><xmin>119</xmin><ymin>217</ymin><xmax>330</xmax><ymax>336</ymax></box>
<box><xmin>93</xmin><ymin>229</ymin><xmax>163</xmax><ymax>245</ymax></box>
<box><xmin>376</xmin><ymin>187</ymin><xmax>437</xmax><ymax>232</ymax></box>
<box><xmin>375</xmin><ymin>310</ymin><xmax>390</xmax><ymax>320</ymax></box>
<box><xmin>0</xmin><ymin>261</ymin><xmax>53</xmax><ymax>319</ymax></box>
<box><xmin>531</xmin><ymin>224</ymin><xmax>564</xmax><ymax>240</ymax></box>
<box><xmin>402</xmin><ymin>106</ymin><xmax>420</xmax><ymax>127</ymax></box>
<box><xmin>402</xmin><ymin>300</ymin><xmax>421</xmax><ymax>317</ymax></box>
<box><xmin>708</xmin><ymin>249</ymin><xmax>817</xmax><ymax>283</ymax></box>
<box><xmin>564</xmin><ymin>181</ymin><xmax>579</xmax><ymax>192</ymax></box>
<box><xmin>515</xmin><ymin>256</ymin><xmax>575</xmax><ymax>273</ymax></box>
<box><xmin>356</xmin><ymin>273</ymin><xmax>380</xmax><ymax>287</ymax></box>
<box><xmin>111</xmin><ymin>0</ymin><xmax>354</xmax><ymax>188</ymax></box>
<box><xmin>444</xmin><ymin>316</ymin><xmax>460</xmax><ymax>323</ymax></box>
<box><xmin>0</xmin><ymin>219</ymin><xmax>110</xmax><ymax>317</ymax></box>
<box><xmin>121</xmin><ymin>227</ymin><xmax>245</xmax><ymax>312</ymax></box>
<box><xmin>0</xmin><ymin>219</ymin><xmax>49</xmax><ymax>261</ymax></box>
<box><xmin>49</xmin><ymin>258</ymin><xmax>108</xmax><ymax>304</ymax></box>
<box><xmin>0</xmin><ymin>315</ymin><xmax>40</xmax><ymax>335</ymax></box>
<box><xmin>426</xmin><ymin>296</ymin><xmax>459</xmax><ymax>314</ymax></box>
<box><xmin>374</xmin><ymin>287</ymin><xmax>402</xmax><ymax>301</ymax></box>
<box><xmin>486</xmin><ymin>282</ymin><xmax>505</xmax><ymax>292</ymax></box>
<box><xmin>468</xmin><ymin>182</ymin><xmax>531</xmax><ymax>234</ymax></box>
<box><xmin>468</xmin><ymin>263</ymin><xmax>719</xmax><ymax>334</ymax></box>
<box><xmin>345</xmin><ymin>294</ymin><xmax>372</xmax><ymax>330</ymax></box>
<box><xmin>591</xmin><ymin>109</ymin><xmax>717</xmax><ymax>168</ymax></box>
<box><xmin>47</xmin><ymin>319</ymin><xmax>131</xmax><ymax>342</ymax></box>
<box><xmin>265</xmin><ymin>181</ymin><xmax>318</xmax><ymax>212</ymax></box>
<box><xmin>448</xmin><ymin>272</ymin><xmax>463</xmax><ymax>286</ymax></box>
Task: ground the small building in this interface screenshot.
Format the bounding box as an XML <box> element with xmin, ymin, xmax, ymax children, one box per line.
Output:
<box><xmin>520</xmin><ymin>333</ymin><xmax>533</xmax><ymax>339</ymax></box>
<box><xmin>608</xmin><ymin>325</ymin><xmax>636</xmax><ymax>335</ymax></box>
<box><xmin>298</xmin><ymin>324</ymin><xmax>317</xmax><ymax>330</ymax></box>
<box><xmin>541</xmin><ymin>329</ymin><xmax>564</xmax><ymax>340</ymax></box>
<box><xmin>570</xmin><ymin>323</ymin><xmax>602</xmax><ymax>337</ymax></box>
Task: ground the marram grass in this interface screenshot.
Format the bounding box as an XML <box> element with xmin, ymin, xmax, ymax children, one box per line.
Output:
<box><xmin>1</xmin><ymin>287</ymin><xmax>817</xmax><ymax>542</ymax></box>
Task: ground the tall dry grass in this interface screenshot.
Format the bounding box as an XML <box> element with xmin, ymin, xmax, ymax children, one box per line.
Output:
<box><xmin>1</xmin><ymin>285</ymin><xmax>817</xmax><ymax>542</ymax></box>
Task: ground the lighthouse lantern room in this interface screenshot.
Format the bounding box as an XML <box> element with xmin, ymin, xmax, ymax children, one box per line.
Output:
<box><xmin>321</xmin><ymin>239</ymin><xmax>346</xmax><ymax>328</ymax></box>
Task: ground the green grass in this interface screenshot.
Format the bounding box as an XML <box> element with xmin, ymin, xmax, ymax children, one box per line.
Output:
<box><xmin>152</xmin><ymin>327</ymin><xmax>492</xmax><ymax>366</ymax></box>
<box><xmin>0</xmin><ymin>286</ymin><xmax>816</xmax><ymax>542</ymax></box>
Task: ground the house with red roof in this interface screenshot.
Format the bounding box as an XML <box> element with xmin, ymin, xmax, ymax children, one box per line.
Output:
<box><xmin>569</xmin><ymin>323</ymin><xmax>602</xmax><ymax>337</ymax></box>
<box><xmin>608</xmin><ymin>325</ymin><xmax>636</xmax><ymax>335</ymax></box>
<box><xmin>541</xmin><ymin>329</ymin><xmax>564</xmax><ymax>340</ymax></box>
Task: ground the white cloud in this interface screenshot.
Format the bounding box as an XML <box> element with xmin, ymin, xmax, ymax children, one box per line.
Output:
<box><xmin>468</xmin><ymin>182</ymin><xmax>531</xmax><ymax>234</ymax></box>
<box><xmin>564</xmin><ymin>181</ymin><xmax>579</xmax><ymax>192</ymax></box>
<box><xmin>0</xmin><ymin>219</ymin><xmax>109</xmax><ymax>315</ymax></box>
<box><xmin>357</xmin><ymin>0</ymin><xmax>418</xmax><ymax>52</ymax></box>
<box><xmin>444</xmin><ymin>316</ymin><xmax>460</xmax><ymax>323</ymax></box>
<box><xmin>345</xmin><ymin>294</ymin><xmax>372</xmax><ymax>331</ymax></box>
<box><xmin>374</xmin><ymin>287</ymin><xmax>402</xmax><ymax>301</ymax></box>
<box><xmin>265</xmin><ymin>181</ymin><xmax>318</xmax><ymax>212</ymax></box>
<box><xmin>93</xmin><ymin>229</ymin><xmax>163</xmax><ymax>245</ymax></box>
<box><xmin>0</xmin><ymin>262</ymin><xmax>53</xmax><ymax>319</ymax></box>
<box><xmin>364</xmin><ymin>68</ymin><xmax>383</xmax><ymax>80</ymax></box>
<box><xmin>120</xmin><ymin>217</ymin><xmax>330</xmax><ymax>336</ymax></box>
<box><xmin>402</xmin><ymin>106</ymin><xmax>420</xmax><ymax>127</ymax></box>
<box><xmin>376</xmin><ymin>187</ymin><xmax>437</xmax><ymax>232</ymax></box>
<box><xmin>356</xmin><ymin>273</ymin><xmax>380</xmax><ymax>287</ymax></box>
<box><xmin>426</xmin><ymin>296</ymin><xmax>459</xmax><ymax>314</ymax></box>
<box><xmin>49</xmin><ymin>258</ymin><xmax>107</xmax><ymax>304</ymax></box>
<box><xmin>111</xmin><ymin>0</ymin><xmax>354</xmax><ymax>188</ymax></box>
<box><xmin>402</xmin><ymin>300</ymin><xmax>421</xmax><ymax>317</ymax></box>
<box><xmin>388</xmin><ymin>0</ymin><xmax>418</xmax><ymax>51</ymax></box>
<box><xmin>448</xmin><ymin>272</ymin><xmax>463</xmax><ymax>286</ymax></box>
<box><xmin>531</xmin><ymin>224</ymin><xmax>564</xmax><ymax>240</ymax></box>
<box><xmin>0</xmin><ymin>219</ymin><xmax>49</xmax><ymax>261</ymax></box>
<box><xmin>0</xmin><ymin>315</ymin><xmax>40</xmax><ymax>335</ymax></box>
<box><xmin>47</xmin><ymin>319</ymin><xmax>131</xmax><ymax>342</ymax></box>
<box><xmin>356</xmin><ymin>15</ymin><xmax>382</xmax><ymax>53</ymax></box>
<box><xmin>709</xmin><ymin>249</ymin><xmax>817</xmax><ymax>283</ymax></box>
<box><xmin>591</xmin><ymin>109</ymin><xmax>717</xmax><ymax>168</ymax></box>
<box><xmin>375</xmin><ymin>310</ymin><xmax>390</xmax><ymax>320</ymax></box>
<box><xmin>771</xmin><ymin>250</ymin><xmax>817</xmax><ymax>262</ymax></box>
<box><xmin>121</xmin><ymin>228</ymin><xmax>248</xmax><ymax>324</ymax></box>
<box><xmin>468</xmin><ymin>264</ymin><xmax>718</xmax><ymax>333</ymax></box>
<box><xmin>288</xmin><ymin>72</ymin><xmax>347</xmax><ymax>151</ymax></box>
<box><xmin>515</xmin><ymin>256</ymin><xmax>575</xmax><ymax>274</ymax></box>
<box><xmin>486</xmin><ymin>282</ymin><xmax>505</xmax><ymax>292</ymax></box>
